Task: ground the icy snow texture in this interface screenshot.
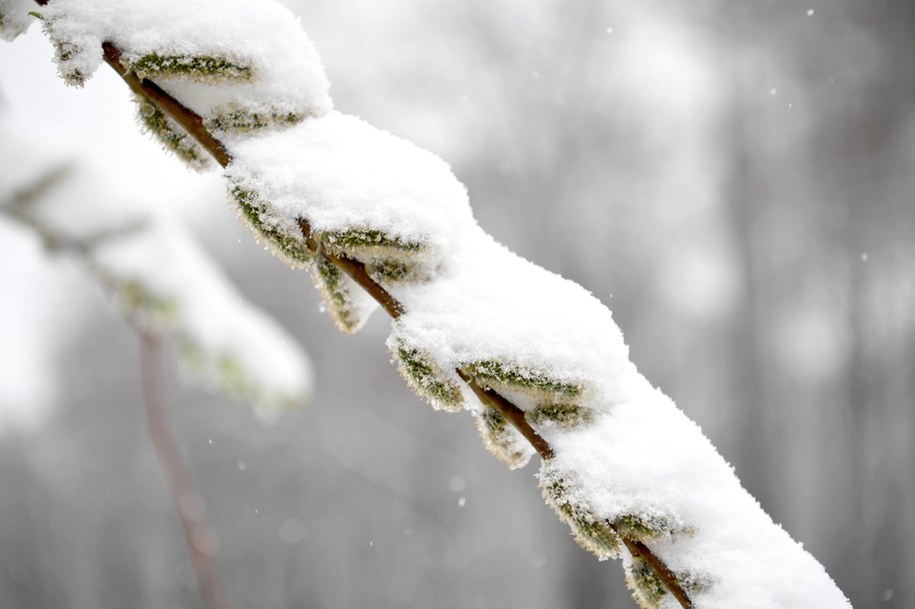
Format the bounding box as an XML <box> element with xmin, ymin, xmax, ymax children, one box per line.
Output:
<box><xmin>24</xmin><ymin>1</ymin><xmax>853</xmax><ymax>606</ymax></box>
<box><xmin>0</xmin><ymin>114</ymin><xmax>313</xmax><ymax>418</ymax></box>
<box><xmin>40</xmin><ymin>0</ymin><xmax>331</xmax><ymax>128</ymax></box>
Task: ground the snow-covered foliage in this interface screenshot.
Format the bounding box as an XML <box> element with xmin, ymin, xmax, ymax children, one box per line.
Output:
<box><xmin>0</xmin><ymin>113</ymin><xmax>313</xmax><ymax>419</ymax></box>
<box><xmin>0</xmin><ymin>0</ymin><xmax>34</xmax><ymax>41</ymax></box>
<box><xmin>5</xmin><ymin>1</ymin><xmax>853</xmax><ymax>607</ymax></box>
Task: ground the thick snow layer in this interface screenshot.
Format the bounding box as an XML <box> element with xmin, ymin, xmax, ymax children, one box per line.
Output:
<box><xmin>543</xmin><ymin>377</ymin><xmax>852</xmax><ymax>608</ymax></box>
<box><xmin>227</xmin><ymin>107</ymin><xmax>852</xmax><ymax>606</ymax></box>
<box><xmin>391</xmin><ymin>227</ymin><xmax>632</xmax><ymax>410</ymax></box>
<box><xmin>227</xmin><ymin>111</ymin><xmax>476</xmax><ymax>261</ymax></box>
<box><xmin>40</xmin><ymin>0</ymin><xmax>331</xmax><ymax>126</ymax></box>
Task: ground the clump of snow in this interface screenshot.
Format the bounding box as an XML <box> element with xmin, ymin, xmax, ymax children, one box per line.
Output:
<box><xmin>227</xmin><ymin>111</ymin><xmax>477</xmax><ymax>322</ymax></box>
<box><xmin>227</xmin><ymin>111</ymin><xmax>476</xmax><ymax>269</ymax></box>
<box><xmin>39</xmin><ymin>0</ymin><xmax>331</xmax><ymax>129</ymax></box>
<box><xmin>0</xmin><ymin>0</ymin><xmax>36</xmax><ymax>41</ymax></box>
<box><xmin>540</xmin><ymin>376</ymin><xmax>853</xmax><ymax>608</ymax></box>
<box><xmin>389</xmin><ymin>228</ymin><xmax>632</xmax><ymax>412</ymax></box>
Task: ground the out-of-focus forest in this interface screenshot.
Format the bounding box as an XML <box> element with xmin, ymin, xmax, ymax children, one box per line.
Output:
<box><xmin>1</xmin><ymin>0</ymin><xmax>913</xmax><ymax>607</ymax></box>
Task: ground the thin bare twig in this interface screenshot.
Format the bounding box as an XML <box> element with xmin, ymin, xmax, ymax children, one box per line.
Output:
<box><xmin>92</xmin><ymin>37</ymin><xmax>693</xmax><ymax>609</ymax></box>
<box><xmin>139</xmin><ymin>332</ymin><xmax>229</xmax><ymax>609</ymax></box>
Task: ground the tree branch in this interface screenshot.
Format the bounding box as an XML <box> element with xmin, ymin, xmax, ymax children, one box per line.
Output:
<box><xmin>101</xmin><ymin>42</ymin><xmax>231</xmax><ymax>168</ymax></box>
<box><xmin>139</xmin><ymin>331</ymin><xmax>229</xmax><ymax>609</ymax></box>
<box><xmin>298</xmin><ymin>218</ymin><xmax>405</xmax><ymax>319</ymax></box>
<box><xmin>93</xmin><ymin>38</ymin><xmax>693</xmax><ymax>609</ymax></box>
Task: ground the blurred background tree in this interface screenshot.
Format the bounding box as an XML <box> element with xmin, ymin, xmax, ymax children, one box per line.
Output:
<box><xmin>1</xmin><ymin>0</ymin><xmax>912</xmax><ymax>607</ymax></box>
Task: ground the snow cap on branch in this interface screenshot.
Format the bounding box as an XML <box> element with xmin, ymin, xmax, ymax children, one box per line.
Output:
<box><xmin>227</xmin><ymin>112</ymin><xmax>476</xmax><ymax>273</ymax></box>
<box><xmin>38</xmin><ymin>0</ymin><xmax>332</xmax><ymax>132</ymax></box>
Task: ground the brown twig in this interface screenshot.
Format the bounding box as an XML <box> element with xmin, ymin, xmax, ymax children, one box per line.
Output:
<box><xmin>456</xmin><ymin>369</ymin><xmax>554</xmax><ymax>459</ymax></box>
<box><xmin>92</xmin><ymin>38</ymin><xmax>693</xmax><ymax>609</ymax></box>
<box><xmin>625</xmin><ymin>538</ymin><xmax>694</xmax><ymax>609</ymax></box>
<box><xmin>101</xmin><ymin>42</ymin><xmax>231</xmax><ymax>168</ymax></box>
<box><xmin>297</xmin><ymin>218</ymin><xmax>405</xmax><ymax>319</ymax></box>
<box><xmin>139</xmin><ymin>332</ymin><xmax>229</xmax><ymax>609</ymax></box>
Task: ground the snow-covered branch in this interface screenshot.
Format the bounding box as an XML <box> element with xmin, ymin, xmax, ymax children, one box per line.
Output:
<box><xmin>0</xmin><ymin>112</ymin><xmax>313</xmax><ymax>419</ymax></box>
<box><xmin>1</xmin><ymin>1</ymin><xmax>853</xmax><ymax>607</ymax></box>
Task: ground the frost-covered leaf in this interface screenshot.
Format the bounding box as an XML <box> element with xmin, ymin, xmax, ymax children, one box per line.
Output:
<box><xmin>227</xmin><ymin>111</ymin><xmax>474</xmax><ymax>279</ymax></box>
<box><xmin>464</xmin><ymin>359</ymin><xmax>583</xmax><ymax>404</ymax></box>
<box><xmin>525</xmin><ymin>402</ymin><xmax>594</xmax><ymax>432</ymax></box>
<box><xmin>206</xmin><ymin>106</ymin><xmax>307</xmax><ymax>135</ymax></box>
<box><xmin>387</xmin><ymin>334</ymin><xmax>463</xmax><ymax>412</ymax></box>
<box><xmin>41</xmin><ymin>0</ymin><xmax>331</xmax><ymax>125</ymax></box>
<box><xmin>474</xmin><ymin>407</ymin><xmax>535</xmax><ymax>470</ymax></box>
<box><xmin>317</xmin><ymin>227</ymin><xmax>429</xmax><ymax>284</ymax></box>
<box><xmin>540</xmin><ymin>474</ymin><xmax>622</xmax><ymax>560</ymax></box>
<box><xmin>310</xmin><ymin>254</ymin><xmax>378</xmax><ymax>334</ymax></box>
<box><xmin>125</xmin><ymin>52</ymin><xmax>253</xmax><ymax>83</ymax></box>
<box><xmin>626</xmin><ymin>558</ymin><xmax>671</xmax><ymax>609</ymax></box>
<box><xmin>227</xmin><ymin>180</ymin><xmax>313</xmax><ymax>268</ymax></box>
<box><xmin>135</xmin><ymin>93</ymin><xmax>211</xmax><ymax>171</ymax></box>
<box><xmin>623</xmin><ymin>557</ymin><xmax>710</xmax><ymax>609</ymax></box>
